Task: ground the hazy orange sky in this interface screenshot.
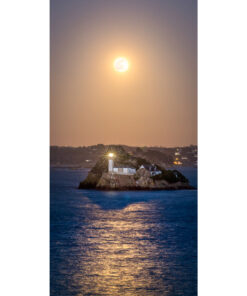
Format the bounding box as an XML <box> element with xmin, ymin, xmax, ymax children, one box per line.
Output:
<box><xmin>51</xmin><ymin>0</ymin><xmax>197</xmax><ymax>147</ymax></box>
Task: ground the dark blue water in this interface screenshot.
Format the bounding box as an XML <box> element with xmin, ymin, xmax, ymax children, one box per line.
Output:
<box><xmin>51</xmin><ymin>168</ymin><xmax>197</xmax><ymax>296</ymax></box>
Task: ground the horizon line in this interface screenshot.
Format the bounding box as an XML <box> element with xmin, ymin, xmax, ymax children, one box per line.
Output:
<box><xmin>50</xmin><ymin>144</ymin><xmax>197</xmax><ymax>148</ymax></box>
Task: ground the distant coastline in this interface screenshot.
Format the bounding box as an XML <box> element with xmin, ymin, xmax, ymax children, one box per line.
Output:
<box><xmin>50</xmin><ymin>164</ymin><xmax>91</xmax><ymax>170</ymax></box>
<box><xmin>50</xmin><ymin>144</ymin><xmax>197</xmax><ymax>169</ymax></box>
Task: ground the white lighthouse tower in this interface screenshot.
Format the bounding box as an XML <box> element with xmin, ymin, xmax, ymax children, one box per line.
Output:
<box><xmin>108</xmin><ymin>153</ymin><xmax>114</xmax><ymax>173</ymax></box>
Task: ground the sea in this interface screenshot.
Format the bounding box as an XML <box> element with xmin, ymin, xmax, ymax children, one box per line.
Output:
<box><xmin>50</xmin><ymin>167</ymin><xmax>197</xmax><ymax>296</ymax></box>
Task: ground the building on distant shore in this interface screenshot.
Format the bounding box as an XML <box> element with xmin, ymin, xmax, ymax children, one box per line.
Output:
<box><xmin>173</xmin><ymin>158</ymin><xmax>182</xmax><ymax>165</ymax></box>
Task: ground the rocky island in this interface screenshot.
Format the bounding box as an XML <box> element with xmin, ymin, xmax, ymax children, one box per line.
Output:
<box><xmin>78</xmin><ymin>146</ymin><xmax>194</xmax><ymax>191</ymax></box>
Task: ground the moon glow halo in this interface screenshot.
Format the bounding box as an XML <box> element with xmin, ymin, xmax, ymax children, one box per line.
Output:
<box><xmin>113</xmin><ymin>57</ymin><xmax>129</xmax><ymax>72</ymax></box>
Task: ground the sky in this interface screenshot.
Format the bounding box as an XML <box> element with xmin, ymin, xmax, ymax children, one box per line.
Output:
<box><xmin>51</xmin><ymin>0</ymin><xmax>197</xmax><ymax>147</ymax></box>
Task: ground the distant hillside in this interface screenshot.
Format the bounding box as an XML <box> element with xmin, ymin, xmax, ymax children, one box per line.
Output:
<box><xmin>50</xmin><ymin>144</ymin><xmax>197</xmax><ymax>168</ymax></box>
<box><xmin>50</xmin><ymin>144</ymin><xmax>105</xmax><ymax>168</ymax></box>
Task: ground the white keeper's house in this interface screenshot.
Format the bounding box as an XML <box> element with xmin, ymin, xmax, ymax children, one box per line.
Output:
<box><xmin>113</xmin><ymin>165</ymin><xmax>136</xmax><ymax>175</ymax></box>
<box><xmin>108</xmin><ymin>153</ymin><xmax>136</xmax><ymax>175</ymax></box>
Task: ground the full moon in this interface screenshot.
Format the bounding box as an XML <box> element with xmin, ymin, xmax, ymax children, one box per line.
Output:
<box><xmin>113</xmin><ymin>57</ymin><xmax>129</xmax><ymax>72</ymax></box>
